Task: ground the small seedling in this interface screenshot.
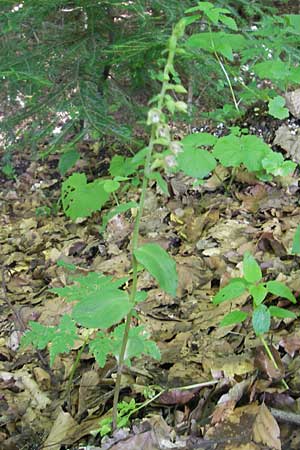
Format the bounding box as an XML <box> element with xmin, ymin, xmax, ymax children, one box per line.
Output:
<box><xmin>212</xmin><ymin>252</ymin><xmax>297</xmax><ymax>387</ymax></box>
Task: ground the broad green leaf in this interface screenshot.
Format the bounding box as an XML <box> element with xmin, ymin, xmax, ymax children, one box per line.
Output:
<box><xmin>212</xmin><ymin>135</ymin><xmax>243</xmax><ymax>167</ymax></box>
<box><xmin>181</xmin><ymin>132</ymin><xmax>217</xmax><ymax>148</ymax></box>
<box><xmin>61</xmin><ymin>173</ymin><xmax>110</xmax><ymax>220</ymax></box>
<box><xmin>292</xmin><ymin>225</ymin><xmax>300</xmax><ymax>255</ymax></box>
<box><xmin>249</xmin><ymin>284</ymin><xmax>268</xmax><ymax>306</ymax></box>
<box><xmin>212</xmin><ymin>279</ymin><xmax>247</xmax><ymax>304</ymax></box>
<box><xmin>265</xmin><ymin>281</ymin><xmax>297</xmax><ymax>304</ymax></box>
<box><xmin>103</xmin><ymin>179</ymin><xmax>120</xmax><ymax>193</ymax></box>
<box><xmin>89</xmin><ymin>331</ymin><xmax>113</xmax><ymax>368</ymax></box>
<box><xmin>186</xmin><ymin>32</ymin><xmax>246</xmax><ymax>61</ymax></box>
<box><xmin>243</xmin><ymin>252</ymin><xmax>262</xmax><ymax>283</ymax></box>
<box><xmin>58</xmin><ymin>149</ymin><xmax>80</xmax><ymax>176</ymax></box>
<box><xmin>252</xmin><ymin>304</ymin><xmax>271</xmax><ymax>336</ymax></box>
<box><xmin>185</xmin><ymin>2</ymin><xmax>214</xmax><ymax>13</ymax></box>
<box><xmin>269</xmin><ymin>306</ymin><xmax>297</xmax><ymax>319</ymax></box>
<box><xmin>99</xmin><ymin>201</ymin><xmax>138</xmax><ymax>233</ymax></box>
<box><xmin>262</xmin><ymin>151</ymin><xmax>284</xmax><ymax>174</ymax></box>
<box><xmin>240</xmin><ymin>135</ymin><xmax>270</xmax><ymax>172</ymax></box>
<box><xmin>72</xmin><ymin>288</ymin><xmax>131</xmax><ymax>329</ymax></box>
<box><xmin>268</xmin><ymin>96</ymin><xmax>289</xmax><ymax>119</ymax></box>
<box><xmin>220</xmin><ymin>310</ymin><xmax>248</xmax><ymax>327</ymax></box>
<box><xmin>134</xmin><ymin>244</ymin><xmax>177</xmax><ymax>296</ymax></box>
<box><xmin>253</xmin><ymin>60</ymin><xmax>290</xmax><ymax>82</ymax></box>
<box><xmin>276</xmin><ymin>160</ymin><xmax>296</xmax><ymax>177</ymax></box>
<box><xmin>109</xmin><ymin>155</ymin><xmax>138</xmax><ymax>177</ymax></box>
<box><xmin>176</xmin><ymin>147</ymin><xmax>216</xmax><ymax>179</ymax></box>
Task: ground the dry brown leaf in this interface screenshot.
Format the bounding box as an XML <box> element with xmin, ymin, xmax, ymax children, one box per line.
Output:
<box><xmin>280</xmin><ymin>333</ymin><xmax>300</xmax><ymax>357</ymax></box>
<box><xmin>252</xmin><ymin>403</ymin><xmax>281</xmax><ymax>450</ymax></box>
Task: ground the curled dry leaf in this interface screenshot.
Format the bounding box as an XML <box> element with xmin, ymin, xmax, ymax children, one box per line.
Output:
<box><xmin>252</xmin><ymin>403</ymin><xmax>281</xmax><ymax>450</ymax></box>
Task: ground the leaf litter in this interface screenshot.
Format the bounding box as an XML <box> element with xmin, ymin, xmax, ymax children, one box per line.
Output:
<box><xmin>2</xmin><ymin>120</ymin><xmax>300</xmax><ymax>450</ymax></box>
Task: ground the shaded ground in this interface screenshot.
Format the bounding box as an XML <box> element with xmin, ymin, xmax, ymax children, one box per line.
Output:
<box><xmin>1</xmin><ymin>111</ymin><xmax>300</xmax><ymax>450</ymax></box>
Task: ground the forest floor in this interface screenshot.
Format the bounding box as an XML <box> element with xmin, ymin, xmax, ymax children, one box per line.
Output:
<box><xmin>1</xmin><ymin>109</ymin><xmax>300</xmax><ymax>450</ymax></box>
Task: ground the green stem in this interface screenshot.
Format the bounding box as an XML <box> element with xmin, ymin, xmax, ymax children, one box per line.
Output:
<box><xmin>260</xmin><ymin>335</ymin><xmax>289</xmax><ymax>390</ymax></box>
<box><xmin>112</xmin><ymin>27</ymin><xmax>180</xmax><ymax>431</ymax></box>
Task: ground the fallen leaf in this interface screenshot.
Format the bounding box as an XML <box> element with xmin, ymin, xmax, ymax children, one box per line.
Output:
<box><xmin>252</xmin><ymin>403</ymin><xmax>281</xmax><ymax>450</ymax></box>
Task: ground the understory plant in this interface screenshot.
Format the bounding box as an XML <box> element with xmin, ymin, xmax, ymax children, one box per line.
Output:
<box><xmin>212</xmin><ymin>252</ymin><xmax>297</xmax><ymax>387</ymax></box>
<box><xmin>21</xmin><ymin>5</ymin><xmax>299</xmax><ymax>434</ymax></box>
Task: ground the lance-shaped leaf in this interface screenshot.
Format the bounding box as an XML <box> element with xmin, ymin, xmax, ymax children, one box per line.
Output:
<box><xmin>134</xmin><ymin>243</ymin><xmax>177</xmax><ymax>296</ymax></box>
<box><xmin>212</xmin><ymin>279</ymin><xmax>247</xmax><ymax>305</ymax></box>
<box><xmin>220</xmin><ymin>310</ymin><xmax>248</xmax><ymax>327</ymax></box>
<box><xmin>269</xmin><ymin>306</ymin><xmax>297</xmax><ymax>319</ymax></box>
<box><xmin>265</xmin><ymin>280</ymin><xmax>297</xmax><ymax>304</ymax></box>
<box><xmin>243</xmin><ymin>252</ymin><xmax>262</xmax><ymax>283</ymax></box>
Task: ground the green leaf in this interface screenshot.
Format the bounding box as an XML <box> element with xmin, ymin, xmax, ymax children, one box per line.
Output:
<box><xmin>252</xmin><ymin>304</ymin><xmax>271</xmax><ymax>336</ymax></box>
<box><xmin>292</xmin><ymin>225</ymin><xmax>300</xmax><ymax>255</ymax></box>
<box><xmin>103</xmin><ymin>179</ymin><xmax>120</xmax><ymax>193</ymax></box>
<box><xmin>219</xmin><ymin>15</ymin><xmax>238</xmax><ymax>31</ymax></box>
<box><xmin>212</xmin><ymin>135</ymin><xmax>243</xmax><ymax>167</ymax></box>
<box><xmin>265</xmin><ymin>280</ymin><xmax>297</xmax><ymax>304</ymax></box>
<box><xmin>212</xmin><ymin>279</ymin><xmax>247</xmax><ymax>304</ymax></box>
<box><xmin>134</xmin><ymin>243</ymin><xmax>177</xmax><ymax>296</ymax></box>
<box><xmin>220</xmin><ymin>310</ymin><xmax>248</xmax><ymax>327</ymax></box>
<box><xmin>148</xmin><ymin>171</ymin><xmax>169</xmax><ymax>195</ymax></box>
<box><xmin>72</xmin><ymin>288</ymin><xmax>131</xmax><ymax>329</ymax></box>
<box><xmin>262</xmin><ymin>151</ymin><xmax>284</xmax><ymax>174</ymax></box>
<box><xmin>109</xmin><ymin>155</ymin><xmax>138</xmax><ymax>178</ymax></box>
<box><xmin>253</xmin><ymin>60</ymin><xmax>290</xmax><ymax>82</ymax></box>
<box><xmin>58</xmin><ymin>149</ymin><xmax>80</xmax><ymax>176</ymax></box>
<box><xmin>186</xmin><ymin>32</ymin><xmax>246</xmax><ymax>61</ymax></box>
<box><xmin>89</xmin><ymin>331</ymin><xmax>112</xmax><ymax>368</ymax></box>
<box><xmin>176</xmin><ymin>147</ymin><xmax>216</xmax><ymax>179</ymax></box>
<box><xmin>269</xmin><ymin>306</ymin><xmax>297</xmax><ymax>319</ymax></box>
<box><xmin>99</xmin><ymin>201</ymin><xmax>138</xmax><ymax>233</ymax></box>
<box><xmin>61</xmin><ymin>173</ymin><xmax>110</xmax><ymax>220</ymax></box>
<box><xmin>21</xmin><ymin>321</ymin><xmax>56</xmax><ymax>350</ymax></box>
<box><xmin>243</xmin><ymin>252</ymin><xmax>262</xmax><ymax>283</ymax></box>
<box><xmin>249</xmin><ymin>284</ymin><xmax>268</xmax><ymax>306</ymax></box>
<box><xmin>48</xmin><ymin>315</ymin><xmax>78</xmax><ymax>366</ymax></box>
<box><xmin>181</xmin><ymin>132</ymin><xmax>217</xmax><ymax>148</ymax></box>
<box><xmin>240</xmin><ymin>135</ymin><xmax>270</xmax><ymax>172</ymax></box>
<box><xmin>268</xmin><ymin>96</ymin><xmax>289</xmax><ymax>119</ymax></box>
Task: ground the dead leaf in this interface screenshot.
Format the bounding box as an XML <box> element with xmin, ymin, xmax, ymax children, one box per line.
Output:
<box><xmin>252</xmin><ymin>403</ymin><xmax>281</xmax><ymax>450</ymax></box>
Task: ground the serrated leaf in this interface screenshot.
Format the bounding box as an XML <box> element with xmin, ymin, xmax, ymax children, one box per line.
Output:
<box><xmin>266</xmin><ymin>280</ymin><xmax>297</xmax><ymax>304</ymax></box>
<box><xmin>61</xmin><ymin>173</ymin><xmax>110</xmax><ymax>220</ymax></box>
<box><xmin>176</xmin><ymin>147</ymin><xmax>216</xmax><ymax>179</ymax></box>
<box><xmin>262</xmin><ymin>150</ymin><xmax>284</xmax><ymax>174</ymax></box>
<box><xmin>252</xmin><ymin>304</ymin><xmax>271</xmax><ymax>336</ymax></box>
<box><xmin>292</xmin><ymin>225</ymin><xmax>300</xmax><ymax>255</ymax></box>
<box><xmin>268</xmin><ymin>96</ymin><xmax>289</xmax><ymax>119</ymax></box>
<box><xmin>212</xmin><ymin>279</ymin><xmax>247</xmax><ymax>304</ymax></box>
<box><xmin>58</xmin><ymin>149</ymin><xmax>80</xmax><ymax>176</ymax></box>
<box><xmin>186</xmin><ymin>32</ymin><xmax>246</xmax><ymax>61</ymax></box>
<box><xmin>249</xmin><ymin>284</ymin><xmax>268</xmax><ymax>306</ymax></box>
<box><xmin>269</xmin><ymin>306</ymin><xmax>297</xmax><ymax>319</ymax></box>
<box><xmin>48</xmin><ymin>315</ymin><xmax>78</xmax><ymax>366</ymax></box>
<box><xmin>220</xmin><ymin>310</ymin><xmax>248</xmax><ymax>327</ymax></box>
<box><xmin>21</xmin><ymin>321</ymin><xmax>56</xmax><ymax>350</ymax></box>
<box><xmin>243</xmin><ymin>252</ymin><xmax>262</xmax><ymax>283</ymax></box>
<box><xmin>89</xmin><ymin>331</ymin><xmax>112</xmax><ymax>368</ymax></box>
<box><xmin>134</xmin><ymin>243</ymin><xmax>177</xmax><ymax>296</ymax></box>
